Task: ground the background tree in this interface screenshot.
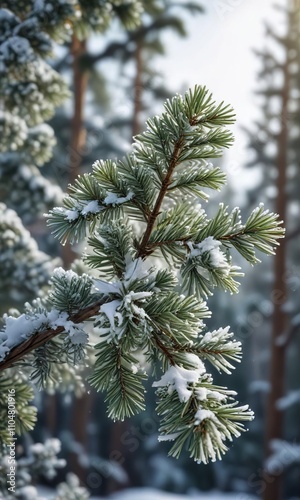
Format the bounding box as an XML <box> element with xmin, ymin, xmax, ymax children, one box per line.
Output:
<box><xmin>244</xmin><ymin>1</ymin><xmax>300</xmax><ymax>498</ymax></box>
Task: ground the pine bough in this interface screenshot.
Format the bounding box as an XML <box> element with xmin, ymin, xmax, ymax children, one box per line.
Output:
<box><xmin>0</xmin><ymin>86</ymin><xmax>284</xmax><ymax>464</ymax></box>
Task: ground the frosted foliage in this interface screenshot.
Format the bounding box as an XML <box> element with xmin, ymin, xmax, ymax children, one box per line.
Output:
<box><xmin>0</xmin><ymin>6</ymin><xmax>69</xmax><ymax>222</ymax></box>
<box><xmin>0</xmin><ymin>82</ymin><xmax>285</xmax><ymax>466</ymax></box>
<box><xmin>81</xmin><ymin>200</ymin><xmax>102</xmax><ymax>216</ymax></box>
<box><xmin>0</xmin><ymin>123</ymin><xmax>57</xmax><ymax>165</ymax></box>
<box><xmin>95</xmin><ymin>259</ymin><xmax>155</xmax><ymax>341</ymax></box>
<box><xmin>25</xmin><ymin>124</ymin><xmax>57</xmax><ymax>165</ymax></box>
<box><xmin>13</xmin><ymin>17</ymin><xmax>52</xmax><ymax>55</ymax></box>
<box><xmin>52</xmin><ymin>310</ymin><xmax>88</xmax><ymax>345</ymax></box>
<box><xmin>0</xmin><ymin>9</ymin><xmax>19</xmax><ymax>43</ymax></box>
<box><xmin>0</xmin><ymin>164</ymin><xmax>63</xmax><ymax>223</ymax></box>
<box><xmin>124</xmin><ymin>257</ymin><xmax>153</xmax><ymax>283</ymax></box>
<box><xmin>61</xmin><ymin>192</ymin><xmax>135</xmax><ymax>223</ymax></box>
<box><xmin>188</xmin><ymin>237</ymin><xmax>231</xmax><ymax>274</ymax></box>
<box><xmin>19</xmin><ymin>438</ymin><xmax>66</xmax><ymax>479</ymax></box>
<box><xmin>0</xmin><ymin>111</ymin><xmax>28</xmax><ymax>152</ymax></box>
<box><xmin>0</xmin><ymin>203</ymin><xmax>59</xmax><ymax>302</ymax></box>
<box><xmin>103</xmin><ymin>191</ymin><xmax>134</xmax><ymax>205</ymax></box>
<box><xmin>55</xmin><ymin>473</ymin><xmax>90</xmax><ymax>500</ymax></box>
<box><xmin>3</xmin><ymin>59</ymin><xmax>69</xmax><ymax>126</ymax></box>
<box><xmin>0</xmin><ymin>35</ymin><xmax>34</xmax><ymax>69</ymax></box>
<box><xmin>194</xmin><ymin>408</ymin><xmax>216</xmax><ymax>425</ymax></box>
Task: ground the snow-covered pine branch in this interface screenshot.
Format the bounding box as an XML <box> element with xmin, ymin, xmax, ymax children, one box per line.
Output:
<box><xmin>0</xmin><ymin>85</ymin><xmax>285</xmax><ymax>464</ymax></box>
<box><xmin>0</xmin><ymin>1</ymin><xmax>142</xmax><ymax>222</ymax></box>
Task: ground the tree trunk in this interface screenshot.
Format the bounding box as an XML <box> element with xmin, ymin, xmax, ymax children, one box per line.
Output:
<box><xmin>63</xmin><ymin>36</ymin><xmax>90</xmax><ymax>482</ymax></box>
<box><xmin>263</xmin><ymin>57</ymin><xmax>289</xmax><ymax>500</ymax></box>
<box><xmin>62</xmin><ymin>35</ymin><xmax>88</xmax><ymax>268</ymax></box>
<box><xmin>132</xmin><ymin>39</ymin><xmax>143</xmax><ymax>137</ymax></box>
<box><xmin>69</xmin><ymin>392</ymin><xmax>93</xmax><ymax>482</ymax></box>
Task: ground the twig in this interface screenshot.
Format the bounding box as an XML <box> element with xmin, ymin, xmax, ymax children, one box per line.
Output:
<box><xmin>0</xmin><ymin>298</ymin><xmax>107</xmax><ymax>372</ymax></box>
<box><xmin>137</xmin><ymin>136</ymin><xmax>184</xmax><ymax>258</ymax></box>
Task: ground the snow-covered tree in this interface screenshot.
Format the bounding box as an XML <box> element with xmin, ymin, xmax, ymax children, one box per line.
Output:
<box><xmin>0</xmin><ymin>203</ymin><xmax>60</xmax><ymax>310</ymax></box>
<box><xmin>0</xmin><ymin>4</ymin><xmax>68</xmax><ymax>222</ymax></box>
<box><xmin>0</xmin><ymin>437</ymin><xmax>90</xmax><ymax>499</ymax></box>
<box><xmin>0</xmin><ymin>85</ymin><xmax>284</xmax><ymax>467</ymax></box>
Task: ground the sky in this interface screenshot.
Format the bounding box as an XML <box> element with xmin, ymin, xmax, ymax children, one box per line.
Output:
<box><xmin>91</xmin><ymin>0</ymin><xmax>285</xmax><ymax>197</ymax></box>
<box><xmin>154</xmin><ymin>0</ymin><xmax>284</xmax><ymax>194</ymax></box>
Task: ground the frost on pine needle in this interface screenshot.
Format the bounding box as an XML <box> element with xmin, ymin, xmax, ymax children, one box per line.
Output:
<box><xmin>0</xmin><ymin>85</ymin><xmax>284</xmax><ymax>463</ymax></box>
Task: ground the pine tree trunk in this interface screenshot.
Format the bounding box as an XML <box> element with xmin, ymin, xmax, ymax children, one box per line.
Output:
<box><xmin>69</xmin><ymin>392</ymin><xmax>93</xmax><ymax>482</ymax></box>
<box><xmin>63</xmin><ymin>36</ymin><xmax>90</xmax><ymax>482</ymax></box>
<box><xmin>132</xmin><ymin>39</ymin><xmax>143</xmax><ymax>137</ymax></box>
<box><xmin>106</xmin><ymin>421</ymin><xmax>130</xmax><ymax>494</ymax></box>
<box><xmin>62</xmin><ymin>35</ymin><xmax>88</xmax><ymax>268</ymax></box>
<box><xmin>263</xmin><ymin>58</ymin><xmax>289</xmax><ymax>500</ymax></box>
<box><xmin>68</xmin><ymin>36</ymin><xmax>88</xmax><ymax>183</ymax></box>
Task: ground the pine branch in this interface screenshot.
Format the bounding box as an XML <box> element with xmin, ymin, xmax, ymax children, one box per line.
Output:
<box><xmin>137</xmin><ymin>135</ymin><xmax>184</xmax><ymax>258</ymax></box>
<box><xmin>0</xmin><ymin>84</ymin><xmax>285</xmax><ymax>464</ymax></box>
<box><xmin>0</xmin><ymin>299</ymin><xmax>106</xmax><ymax>373</ymax></box>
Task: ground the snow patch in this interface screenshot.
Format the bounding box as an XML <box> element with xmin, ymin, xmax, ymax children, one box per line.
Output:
<box><xmin>103</xmin><ymin>191</ymin><xmax>134</xmax><ymax>206</ymax></box>
<box><xmin>81</xmin><ymin>200</ymin><xmax>102</xmax><ymax>216</ymax></box>
<box><xmin>65</xmin><ymin>209</ymin><xmax>79</xmax><ymax>221</ymax></box>
<box><xmin>153</xmin><ymin>363</ymin><xmax>205</xmax><ymax>403</ymax></box>
<box><xmin>100</xmin><ymin>300</ymin><xmax>123</xmax><ymax>330</ymax></box>
<box><xmin>194</xmin><ymin>408</ymin><xmax>217</xmax><ymax>425</ymax></box>
<box><xmin>106</xmin><ymin>488</ymin><xmax>257</xmax><ymax>500</ymax></box>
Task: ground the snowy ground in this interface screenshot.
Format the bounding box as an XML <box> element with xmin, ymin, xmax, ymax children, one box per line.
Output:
<box><xmin>107</xmin><ymin>489</ymin><xmax>256</xmax><ymax>500</ymax></box>
<box><xmin>38</xmin><ymin>486</ymin><xmax>257</xmax><ymax>499</ymax></box>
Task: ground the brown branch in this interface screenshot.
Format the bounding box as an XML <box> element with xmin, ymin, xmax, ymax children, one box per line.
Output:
<box><xmin>132</xmin><ymin>38</ymin><xmax>143</xmax><ymax>137</ymax></box>
<box><xmin>153</xmin><ymin>334</ymin><xmax>175</xmax><ymax>366</ymax></box>
<box><xmin>0</xmin><ymin>299</ymin><xmax>106</xmax><ymax>373</ymax></box>
<box><xmin>137</xmin><ymin>136</ymin><xmax>184</xmax><ymax>258</ymax></box>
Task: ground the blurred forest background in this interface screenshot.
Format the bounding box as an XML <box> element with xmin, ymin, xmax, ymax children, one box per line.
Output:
<box><xmin>1</xmin><ymin>0</ymin><xmax>300</xmax><ymax>499</ymax></box>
